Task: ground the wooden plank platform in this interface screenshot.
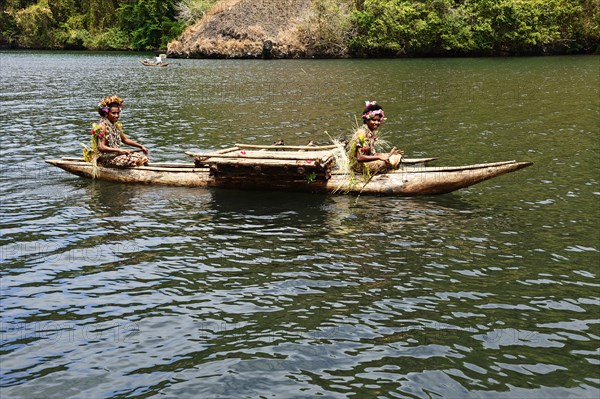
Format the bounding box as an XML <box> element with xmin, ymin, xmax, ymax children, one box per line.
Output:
<box><xmin>185</xmin><ymin>144</ymin><xmax>338</xmax><ymax>182</ymax></box>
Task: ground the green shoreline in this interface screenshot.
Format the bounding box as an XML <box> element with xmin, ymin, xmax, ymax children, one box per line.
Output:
<box><xmin>1</xmin><ymin>46</ymin><xmax>597</xmax><ymax>59</ymax></box>
<box><xmin>2</xmin><ymin>0</ymin><xmax>598</xmax><ymax>58</ymax></box>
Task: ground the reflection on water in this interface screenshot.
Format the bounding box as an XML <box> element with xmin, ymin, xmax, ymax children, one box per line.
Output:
<box><xmin>85</xmin><ymin>181</ymin><xmax>140</xmax><ymax>217</ymax></box>
<box><xmin>1</xmin><ymin>51</ymin><xmax>599</xmax><ymax>399</ymax></box>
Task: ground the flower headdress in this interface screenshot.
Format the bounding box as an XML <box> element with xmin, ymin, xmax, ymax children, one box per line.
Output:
<box><xmin>362</xmin><ymin>100</ymin><xmax>385</xmax><ymax>121</ymax></box>
<box><xmin>97</xmin><ymin>95</ymin><xmax>124</xmax><ymax>115</ymax></box>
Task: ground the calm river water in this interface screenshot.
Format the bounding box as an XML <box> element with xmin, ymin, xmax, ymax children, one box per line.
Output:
<box><xmin>1</xmin><ymin>51</ymin><xmax>598</xmax><ymax>398</ymax></box>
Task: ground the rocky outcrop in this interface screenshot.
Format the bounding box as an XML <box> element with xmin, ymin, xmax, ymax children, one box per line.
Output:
<box><xmin>167</xmin><ymin>0</ymin><xmax>312</xmax><ymax>59</ymax></box>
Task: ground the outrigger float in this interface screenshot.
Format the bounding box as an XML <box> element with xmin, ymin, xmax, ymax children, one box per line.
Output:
<box><xmin>46</xmin><ymin>143</ymin><xmax>532</xmax><ymax>196</ymax></box>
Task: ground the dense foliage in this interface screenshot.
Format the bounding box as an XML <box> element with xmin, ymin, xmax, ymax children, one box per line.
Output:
<box><xmin>349</xmin><ymin>0</ymin><xmax>599</xmax><ymax>56</ymax></box>
<box><xmin>0</xmin><ymin>0</ymin><xmax>185</xmax><ymax>50</ymax></box>
<box><xmin>1</xmin><ymin>0</ymin><xmax>598</xmax><ymax>54</ymax></box>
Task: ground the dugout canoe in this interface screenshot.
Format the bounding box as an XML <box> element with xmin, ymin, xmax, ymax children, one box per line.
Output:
<box><xmin>45</xmin><ymin>144</ymin><xmax>532</xmax><ymax>196</ymax></box>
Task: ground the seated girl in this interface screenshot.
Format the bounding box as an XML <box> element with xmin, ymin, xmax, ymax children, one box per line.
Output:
<box><xmin>348</xmin><ymin>101</ymin><xmax>403</xmax><ymax>176</ymax></box>
<box><xmin>93</xmin><ymin>96</ymin><xmax>149</xmax><ymax>167</ymax></box>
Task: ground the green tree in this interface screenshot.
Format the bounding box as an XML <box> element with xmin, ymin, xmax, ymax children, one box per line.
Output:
<box><xmin>349</xmin><ymin>0</ymin><xmax>596</xmax><ymax>56</ymax></box>
<box><xmin>580</xmin><ymin>0</ymin><xmax>600</xmax><ymax>52</ymax></box>
<box><xmin>469</xmin><ymin>0</ymin><xmax>583</xmax><ymax>53</ymax></box>
<box><xmin>86</xmin><ymin>0</ymin><xmax>120</xmax><ymax>32</ymax></box>
<box><xmin>117</xmin><ymin>0</ymin><xmax>184</xmax><ymax>50</ymax></box>
<box><xmin>14</xmin><ymin>0</ymin><xmax>55</xmax><ymax>48</ymax></box>
<box><xmin>0</xmin><ymin>0</ymin><xmax>25</xmax><ymax>46</ymax></box>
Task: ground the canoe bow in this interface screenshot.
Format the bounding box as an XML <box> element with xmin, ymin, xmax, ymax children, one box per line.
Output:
<box><xmin>327</xmin><ymin>160</ymin><xmax>533</xmax><ymax>195</ymax></box>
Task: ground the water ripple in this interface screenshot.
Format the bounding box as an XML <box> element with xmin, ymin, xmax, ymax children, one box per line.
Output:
<box><xmin>1</xmin><ymin>51</ymin><xmax>599</xmax><ymax>398</ymax></box>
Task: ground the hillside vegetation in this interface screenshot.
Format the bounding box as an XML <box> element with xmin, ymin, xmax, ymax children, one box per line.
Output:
<box><xmin>350</xmin><ymin>0</ymin><xmax>600</xmax><ymax>56</ymax></box>
<box><xmin>2</xmin><ymin>0</ymin><xmax>598</xmax><ymax>57</ymax></box>
<box><xmin>0</xmin><ymin>0</ymin><xmax>184</xmax><ymax>50</ymax></box>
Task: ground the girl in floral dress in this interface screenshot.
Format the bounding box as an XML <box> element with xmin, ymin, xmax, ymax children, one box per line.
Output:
<box><xmin>93</xmin><ymin>96</ymin><xmax>149</xmax><ymax>167</ymax></box>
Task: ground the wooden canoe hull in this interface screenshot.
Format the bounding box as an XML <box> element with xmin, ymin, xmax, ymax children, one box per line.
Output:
<box><xmin>45</xmin><ymin>158</ymin><xmax>532</xmax><ymax>196</ymax></box>
<box><xmin>139</xmin><ymin>60</ymin><xmax>168</xmax><ymax>67</ymax></box>
<box><xmin>328</xmin><ymin>161</ymin><xmax>533</xmax><ymax>195</ymax></box>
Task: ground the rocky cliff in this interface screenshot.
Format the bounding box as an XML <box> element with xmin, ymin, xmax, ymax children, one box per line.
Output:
<box><xmin>167</xmin><ymin>0</ymin><xmax>312</xmax><ymax>59</ymax></box>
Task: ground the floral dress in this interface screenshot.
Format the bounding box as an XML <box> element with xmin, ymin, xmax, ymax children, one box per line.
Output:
<box><xmin>96</xmin><ymin>118</ymin><xmax>148</xmax><ymax>167</ymax></box>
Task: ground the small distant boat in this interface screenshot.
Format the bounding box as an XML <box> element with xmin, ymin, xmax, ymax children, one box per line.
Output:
<box><xmin>140</xmin><ymin>59</ymin><xmax>168</xmax><ymax>67</ymax></box>
<box><xmin>45</xmin><ymin>143</ymin><xmax>533</xmax><ymax>196</ymax></box>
